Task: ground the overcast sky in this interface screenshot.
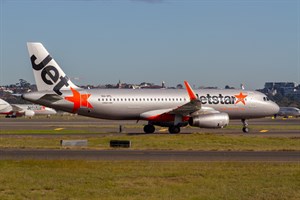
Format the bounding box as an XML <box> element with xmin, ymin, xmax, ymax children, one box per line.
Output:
<box><xmin>0</xmin><ymin>0</ymin><xmax>299</xmax><ymax>89</ymax></box>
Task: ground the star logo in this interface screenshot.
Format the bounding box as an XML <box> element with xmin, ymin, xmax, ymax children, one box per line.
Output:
<box><xmin>234</xmin><ymin>92</ymin><xmax>247</xmax><ymax>105</ymax></box>
<box><xmin>64</xmin><ymin>87</ymin><xmax>93</xmax><ymax>113</ymax></box>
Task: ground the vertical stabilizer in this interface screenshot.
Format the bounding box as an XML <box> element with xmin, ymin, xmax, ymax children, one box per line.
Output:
<box><xmin>27</xmin><ymin>42</ymin><xmax>79</xmax><ymax>95</ymax></box>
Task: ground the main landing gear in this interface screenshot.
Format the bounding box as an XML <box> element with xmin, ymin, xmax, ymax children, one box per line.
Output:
<box><xmin>143</xmin><ymin>124</ymin><xmax>181</xmax><ymax>134</ymax></box>
<box><xmin>143</xmin><ymin>124</ymin><xmax>155</xmax><ymax>134</ymax></box>
<box><xmin>168</xmin><ymin>126</ymin><xmax>180</xmax><ymax>134</ymax></box>
<box><xmin>241</xmin><ymin>119</ymin><xmax>249</xmax><ymax>133</ymax></box>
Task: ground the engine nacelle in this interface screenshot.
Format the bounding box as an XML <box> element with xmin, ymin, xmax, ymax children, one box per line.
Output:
<box><xmin>24</xmin><ymin>110</ymin><xmax>35</xmax><ymax>117</ymax></box>
<box><xmin>189</xmin><ymin>113</ymin><xmax>229</xmax><ymax>128</ymax></box>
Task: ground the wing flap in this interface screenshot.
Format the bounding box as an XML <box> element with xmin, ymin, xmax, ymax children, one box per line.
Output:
<box><xmin>168</xmin><ymin>81</ymin><xmax>201</xmax><ymax>116</ymax></box>
<box><xmin>169</xmin><ymin>100</ymin><xmax>201</xmax><ymax>116</ymax></box>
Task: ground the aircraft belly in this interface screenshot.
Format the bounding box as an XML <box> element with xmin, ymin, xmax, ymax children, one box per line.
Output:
<box><xmin>90</xmin><ymin>103</ymin><xmax>176</xmax><ymax>120</ymax></box>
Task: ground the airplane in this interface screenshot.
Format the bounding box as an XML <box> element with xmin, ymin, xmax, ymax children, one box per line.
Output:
<box><xmin>274</xmin><ymin>107</ymin><xmax>300</xmax><ymax>118</ymax></box>
<box><xmin>22</xmin><ymin>42</ymin><xmax>280</xmax><ymax>133</ymax></box>
<box><xmin>0</xmin><ymin>98</ymin><xmax>57</xmax><ymax>118</ymax></box>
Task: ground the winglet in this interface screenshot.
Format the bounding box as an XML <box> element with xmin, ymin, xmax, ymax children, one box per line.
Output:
<box><xmin>184</xmin><ymin>81</ymin><xmax>197</xmax><ymax>101</ymax></box>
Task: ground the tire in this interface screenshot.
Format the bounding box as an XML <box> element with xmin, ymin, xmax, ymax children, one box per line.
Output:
<box><xmin>242</xmin><ymin>127</ymin><xmax>249</xmax><ymax>133</ymax></box>
<box><xmin>168</xmin><ymin>126</ymin><xmax>180</xmax><ymax>134</ymax></box>
<box><xmin>144</xmin><ymin>124</ymin><xmax>155</xmax><ymax>134</ymax></box>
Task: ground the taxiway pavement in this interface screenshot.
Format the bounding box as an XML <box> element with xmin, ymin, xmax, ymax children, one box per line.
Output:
<box><xmin>0</xmin><ymin>116</ymin><xmax>299</xmax><ymax>137</ymax></box>
<box><xmin>0</xmin><ymin>149</ymin><xmax>299</xmax><ymax>161</ymax></box>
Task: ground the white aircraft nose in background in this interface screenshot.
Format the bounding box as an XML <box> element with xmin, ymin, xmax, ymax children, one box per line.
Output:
<box><xmin>0</xmin><ymin>98</ymin><xmax>56</xmax><ymax>118</ymax></box>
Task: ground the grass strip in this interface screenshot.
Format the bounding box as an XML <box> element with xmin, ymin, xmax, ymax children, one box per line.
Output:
<box><xmin>0</xmin><ymin>161</ymin><xmax>299</xmax><ymax>200</ymax></box>
<box><xmin>1</xmin><ymin>133</ymin><xmax>299</xmax><ymax>151</ymax></box>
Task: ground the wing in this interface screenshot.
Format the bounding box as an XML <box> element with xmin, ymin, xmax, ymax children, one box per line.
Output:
<box><xmin>167</xmin><ymin>81</ymin><xmax>201</xmax><ymax>116</ymax></box>
<box><xmin>140</xmin><ymin>81</ymin><xmax>220</xmax><ymax>121</ymax></box>
<box><xmin>168</xmin><ymin>81</ymin><xmax>220</xmax><ymax>116</ymax></box>
<box><xmin>11</xmin><ymin>104</ymin><xmax>25</xmax><ymax>112</ymax></box>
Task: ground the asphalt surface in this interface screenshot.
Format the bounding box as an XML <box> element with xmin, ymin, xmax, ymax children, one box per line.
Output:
<box><xmin>0</xmin><ymin>149</ymin><xmax>299</xmax><ymax>161</ymax></box>
<box><xmin>0</xmin><ymin>116</ymin><xmax>299</xmax><ymax>161</ymax></box>
<box><xmin>0</xmin><ymin>116</ymin><xmax>299</xmax><ymax>137</ymax></box>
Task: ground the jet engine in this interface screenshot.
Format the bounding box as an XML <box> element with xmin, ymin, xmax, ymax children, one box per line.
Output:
<box><xmin>24</xmin><ymin>110</ymin><xmax>35</xmax><ymax>117</ymax></box>
<box><xmin>189</xmin><ymin>113</ymin><xmax>229</xmax><ymax>128</ymax></box>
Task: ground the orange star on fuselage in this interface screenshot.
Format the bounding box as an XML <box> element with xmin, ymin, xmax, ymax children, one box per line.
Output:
<box><xmin>234</xmin><ymin>92</ymin><xmax>247</xmax><ymax>105</ymax></box>
<box><xmin>64</xmin><ymin>87</ymin><xmax>93</xmax><ymax>113</ymax></box>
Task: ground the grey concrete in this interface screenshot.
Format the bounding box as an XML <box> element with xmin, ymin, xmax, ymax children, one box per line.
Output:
<box><xmin>0</xmin><ymin>116</ymin><xmax>299</xmax><ymax>137</ymax></box>
<box><xmin>60</xmin><ymin>140</ymin><xmax>88</xmax><ymax>147</ymax></box>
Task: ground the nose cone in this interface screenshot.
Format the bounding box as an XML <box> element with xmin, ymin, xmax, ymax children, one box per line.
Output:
<box><xmin>270</xmin><ymin>102</ymin><xmax>280</xmax><ymax>115</ymax></box>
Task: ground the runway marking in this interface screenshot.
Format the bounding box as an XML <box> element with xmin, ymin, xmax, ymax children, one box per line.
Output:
<box><xmin>159</xmin><ymin>128</ymin><xmax>168</xmax><ymax>132</ymax></box>
<box><xmin>54</xmin><ymin>128</ymin><xmax>65</xmax><ymax>131</ymax></box>
<box><xmin>260</xmin><ymin>130</ymin><xmax>269</xmax><ymax>133</ymax></box>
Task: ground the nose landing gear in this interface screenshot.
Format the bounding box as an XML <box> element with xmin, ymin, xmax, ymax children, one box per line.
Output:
<box><xmin>242</xmin><ymin>119</ymin><xmax>249</xmax><ymax>133</ymax></box>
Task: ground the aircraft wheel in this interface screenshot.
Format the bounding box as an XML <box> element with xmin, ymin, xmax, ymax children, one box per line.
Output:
<box><xmin>241</xmin><ymin>119</ymin><xmax>249</xmax><ymax>133</ymax></box>
<box><xmin>144</xmin><ymin>124</ymin><xmax>155</xmax><ymax>134</ymax></box>
<box><xmin>168</xmin><ymin>126</ymin><xmax>180</xmax><ymax>134</ymax></box>
<box><xmin>242</xmin><ymin>127</ymin><xmax>249</xmax><ymax>133</ymax></box>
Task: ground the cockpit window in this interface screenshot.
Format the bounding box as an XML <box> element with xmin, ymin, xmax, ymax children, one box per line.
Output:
<box><xmin>263</xmin><ymin>97</ymin><xmax>270</xmax><ymax>101</ymax></box>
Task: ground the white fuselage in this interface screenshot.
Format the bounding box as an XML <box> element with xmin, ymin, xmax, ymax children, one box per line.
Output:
<box><xmin>23</xmin><ymin>88</ymin><xmax>279</xmax><ymax>121</ymax></box>
<box><xmin>0</xmin><ymin>99</ymin><xmax>56</xmax><ymax>117</ymax></box>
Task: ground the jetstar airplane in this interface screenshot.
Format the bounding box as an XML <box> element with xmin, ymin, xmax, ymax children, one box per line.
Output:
<box><xmin>22</xmin><ymin>43</ymin><xmax>280</xmax><ymax>133</ymax></box>
<box><xmin>0</xmin><ymin>98</ymin><xmax>56</xmax><ymax>118</ymax></box>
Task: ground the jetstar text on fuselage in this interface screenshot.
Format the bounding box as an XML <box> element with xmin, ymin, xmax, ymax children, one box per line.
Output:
<box><xmin>196</xmin><ymin>94</ymin><xmax>243</xmax><ymax>105</ymax></box>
